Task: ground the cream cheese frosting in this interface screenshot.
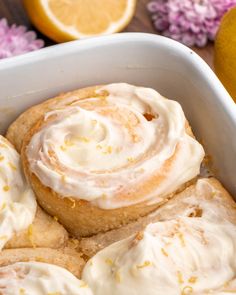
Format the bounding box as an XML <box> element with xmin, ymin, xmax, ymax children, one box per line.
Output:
<box><xmin>27</xmin><ymin>83</ymin><xmax>205</xmax><ymax>209</ymax></box>
<box><xmin>0</xmin><ymin>136</ymin><xmax>36</xmax><ymax>249</ymax></box>
<box><xmin>0</xmin><ymin>261</ymin><xmax>93</xmax><ymax>295</ymax></box>
<box><xmin>82</xmin><ymin>179</ymin><xmax>236</xmax><ymax>295</ymax></box>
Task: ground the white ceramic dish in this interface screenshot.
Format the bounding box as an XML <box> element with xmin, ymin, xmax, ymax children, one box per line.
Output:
<box><xmin>0</xmin><ymin>33</ymin><xmax>235</xmax><ymax>197</ymax></box>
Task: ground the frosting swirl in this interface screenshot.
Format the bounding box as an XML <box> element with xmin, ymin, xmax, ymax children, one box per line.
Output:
<box><xmin>82</xmin><ymin>179</ymin><xmax>236</xmax><ymax>295</ymax></box>
<box><xmin>27</xmin><ymin>83</ymin><xmax>204</xmax><ymax>209</ymax></box>
<box><xmin>0</xmin><ymin>262</ymin><xmax>93</xmax><ymax>295</ymax></box>
<box><xmin>0</xmin><ymin>136</ymin><xmax>36</xmax><ymax>249</ymax></box>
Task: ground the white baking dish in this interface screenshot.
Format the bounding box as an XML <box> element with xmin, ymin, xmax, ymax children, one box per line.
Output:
<box><xmin>0</xmin><ymin>33</ymin><xmax>235</xmax><ymax>197</ymax></box>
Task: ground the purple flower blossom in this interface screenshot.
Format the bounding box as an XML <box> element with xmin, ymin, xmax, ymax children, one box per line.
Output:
<box><xmin>147</xmin><ymin>0</ymin><xmax>236</xmax><ymax>47</ymax></box>
<box><xmin>0</xmin><ymin>18</ymin><xmax>44</xmax><ymax>59</ymax></box>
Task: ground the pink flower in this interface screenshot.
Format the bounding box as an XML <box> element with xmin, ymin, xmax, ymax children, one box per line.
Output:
<box><xmin>0</xmin><ymin>18</ymin><xmax>44</xmax><ymax>59</ymax></box>
<box><xmin>147</xmin><ymin>0</ymin><xmax>236</xmax><ymax>47</ymax></box>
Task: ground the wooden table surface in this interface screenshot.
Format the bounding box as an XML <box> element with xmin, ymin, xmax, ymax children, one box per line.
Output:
<box><xmin>0</xmin><ymin>0</ymin><xmax>214</xmax><ymax>68</ymax></box>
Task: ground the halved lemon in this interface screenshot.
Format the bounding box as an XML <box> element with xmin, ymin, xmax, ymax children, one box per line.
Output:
<box><xmin>23</xmin><ymin>0</ymin><xmax>137</xmax><ymax>43</ymax></box>
<box><xmin>214</xmin><ymin>7</ymin><xmax>236</xmax><ymax>102</ymax></box>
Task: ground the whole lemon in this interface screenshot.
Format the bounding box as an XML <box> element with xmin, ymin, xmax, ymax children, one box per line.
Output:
<box><xmin>214</xmin><ymin>7</ymin><xmax>236</xmax><ymax>102</ymax></box>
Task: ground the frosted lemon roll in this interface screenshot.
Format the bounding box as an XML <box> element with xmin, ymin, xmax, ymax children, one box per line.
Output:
<box><xmin>21</xmin><ymin>83</ymin><xmax>204</xmax><ymax>236</ymax></box>
<box><xmin>0</xmin><ymin>136</ymin><xmax>36</xmax><ymax>249</ymax></box>
<box><xmin>0</xmin><ymin>262</ymin><xmax>93</xmax><ymax>295</ymax></box>
<box><xmin>83</xmin><ymin>179</ymin><xmax>236</xmax><ymax>295</ymax></box>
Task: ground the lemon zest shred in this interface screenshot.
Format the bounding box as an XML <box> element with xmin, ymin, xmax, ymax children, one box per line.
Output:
<box><xmin>68</xmin><ymin>197</ymin><xmax>76</xmax><ymax>209</ymax></box>
<box><xmin>178</xmin><ymin>232</ymin><xmax>185</xmax><ymax>247</ymax></box>
<box><xmin>161</xmin><ymin>248</ymin><xmax>168</xmax><ymax>257</ymax></box>
<box><xmin>27</xmin><ymin>224</ymin><xmax>36</xmax><ymax>248</ymax></box>
<box><xmin>78</xmin><ymin>136</ymin><xmax>90</xmax><ymax>143</ymax></box>
<box><xmin>127</xmin><ymin>157</ymin><xmax>134</xmax><ymax>162</ymax></box>
<box><xmin>101</xmin><ymin>194</ymin><xmax>107</xmax><ymax>200</ymax></box>
<box><xmin>224</xmin><ymin>280</ymin><xmax>230</xmax><ymax>288</ymax></box>
<box><xmin>188</xmin><ymin>276</ymin><xmax>197</xmax><ymax>284</ymax></box>
<box><xmin>0</xmin><ymin>143</ymin><xmax>7</xmax><ymax>148</ymax></box>
<box><xmin>60</xmin><ymin>175</ymin><xmax>66</xmax><ymax>183</ymax></box>
<box><xmin>80</xmin><ymin>281</ymin><xmax>88</xmax><ymax>288</ymax></box>
<box><xmin>107</xmin><ymin>146</ymin><xmax>112</xmax><ymax>154</ymax></box>
<box><xmin>102</xmin><ymin>146</ymin><xmax>113</xmax><ymax>154</ymax></box>
<box><xmin>35</xmin><ymin>256</ymin><xmax>45</xmax><ymax>262</ymax></box>
<box><xmin>105</xmin><ymin>258</ymin><xmax>113</xmax><ymax>266</ymax></box>
<box><xmin>136</xmin><ymin>260</ymin><xmax>152</xmax><ymax>269</ymax></box>
<box><xmin>132</xmin><ymin>134</ymin><xmax>140</xmax><ymax>142</ymax></box>
<box><xmin>135</xmin><ymin>232</ymin><xmax>144</xmax><ymax>241</ymax></box>
<box><xmin>8</xmin><ymin>162</ymin><xmax>17</xmax><ymax>171</ymax></box>
<box><xmin>53</xmin><ymin>216</ymin><xmax>59</xmax><ymax>222</ymax></box>
<box><xmin>64</xmin><ymin>139</ymin><xmax>75</xmax><ymax>147</ymax></box>
<box><xmin>211</xmin><ymin>191</ymin><xmax>217</xmax><ymax>198</ymax></box>
<box><xmin>3</xmin><ymin>185</ymin><xmax>10</xmax><ymax>192</ymax></box>
<box><xmin>60</xmin><ymin>145</ymin><xmax>66</xmax><ymax>151</ymax></box>
<box><xmin>115</xmin><ymin>270</ymin><xmax>122</xmax><ymax>283</ymax></box>
<box><xmin>181</xmin><ymin>286</ymin><xmax>193</xmax><ymax>295</ymax></box>
<box><xmin>177</xmin><ymin>271</ymin><xmax>184</xmax><ymax>284</ymax></box>
<box><xmin>0</xmin><ymin>202</ymin><xmax>6</xmax><ymax>211</ymax></box>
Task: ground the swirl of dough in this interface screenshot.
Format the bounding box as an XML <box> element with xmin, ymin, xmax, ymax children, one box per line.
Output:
<box><xmin>0</xmin><ymin>136</ymin><xmax>36</xmax><ymax>249</ymax></box>
<box><xmin>26</xmin><ymin>83</ymin><xmax>204</xmax><ymax>209</ymax></box>
<box><xmin>0</xmin><ymin>262</ymin><xmax>93</xmax><ymax>295</ymax></box>
<box><xmin>83</xmin><ymin>181</ymin><xmax>236</xmax><ymax>295</ymax></box>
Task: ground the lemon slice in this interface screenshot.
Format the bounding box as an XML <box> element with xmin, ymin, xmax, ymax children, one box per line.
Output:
<box><xmin>23</xmin><ymin>0</ymin><xmax>137</xmax><ymax>42</ymax></box>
